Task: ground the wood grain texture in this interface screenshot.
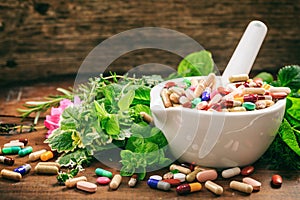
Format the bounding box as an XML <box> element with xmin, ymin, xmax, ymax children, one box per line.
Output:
<box><xmin>0</xmin><ymin>0</ymin><xmax>299</xmax><ymax>85</ymax></box>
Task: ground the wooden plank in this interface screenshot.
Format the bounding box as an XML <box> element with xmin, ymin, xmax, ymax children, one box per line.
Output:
<box><xmin>0</xmin><ymin>0</ymin><xmax>300</xmax><ymax>85</ymax></box>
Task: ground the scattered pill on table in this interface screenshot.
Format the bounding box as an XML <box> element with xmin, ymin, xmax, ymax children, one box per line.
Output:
<box><xmin>163</xmin><ymin>172</ymin><xmax>174</xmax><ymax>179</ymax></box>
<box><xmin>271</xmin><ymin>174</ymin><xmax>283</xmax><ymax>188</ymax></box>
<box><xmin>149</xmin><ymin>175</ymin><xmax>162</xmax><ymax>181</ymax></box>
<box><xmin>1</xmin><ymin>169</ymin><xmax>22</xmax><ymax>181</ymax></box>
<box><xmin>109</xmin><ymin>174</ymin><xmax>122</xmax><ymax>190</ymax></box>
<box><xmin>173</xmin><ymin>173</ymin><xmax>186</xmax><ymax>182</ymax></box>
<box><xmin>186</xmin><ymin>168</ymin><xmax>202</xmax><ymax>182</ymax></box>
<box><xmin>196</xmin><ymin>169</ymin><xmax>218</xmax><ymax>182</ymax></box>
<box><xmin>65</xmin><ymin>176</ymin><xmax>87</xmax><ymax>188</ymax></box>
<box><xmin>95</xmin><ymin>168</ymin><xmax>113</xmax><ymax>178</ymax></box>
<box><xmin>13</xmin><ymin>164</ymin><xmax>31</xmax><ymax>175</ymax></box>
<box><xmin>242</xmin><ymin>177</ymin><xmax>261</xmax><ymax>191</ymax></box>
<box><xmin>221</xmin><ymin>167</ymin><xmax>241</xmax><ymax>178</ymax></box>
<box><xmin>1</xmin><ymin>146</ymin><xmax>21</xmax><ymax>155</ymax></box>
<box><xmin>204</xmin><ymin>181</ymin><xmax>223</xmax><ymax>195</ymax></box>
<box><xmin>40</xmin><ymin>151</ymin><xmax>54</xmax><ymax>161</ymax></box>
<box><xmin>34</xmin><ymin>163</ymin><xmax>59</xmax><ymax>175</ymax></box>
<box><xmin>128</xmin><ymin>174</ymin><xmax>138</xmax><ymax>187</ymax></box>
<box><xmin>169</xmin><ymin>164</ymin><xmax>191</xmax><ymax>174</ymax></box>
<box><xmin>28</xmin><ymin>149</ymin><xmax>47</xmax><ymax>161</ymax></box>
<box><xmin>230</xmin><ymin>180</ymin><xmax>253</xmax><ymax>194</ymax></box>
<box><xmin>147</xmin><ymin>178</ymin><xmax>171</xmax><ymax>191</ymax></box>
<box><xmin>0</xmin><ymin>155</ymin><xmax>14</xmax><ymax>166</ymax></box>
<box><xmin>10</xmin><ymin>138</ymin><xmax>28</xmax><ymax>146</ymax></box>
<box><xmin>97</xmin><ymin>177</ymin><xmax>111</xmax><ymax>185</ymax></box>
<box><xmin>4</xmin><ymin>142</ymin><xmax>24</xmax><ymax>148</ymax></box>
<box><xmin>76</xmin><ymin>181</ymin><xmax>97</xmax><ymax>193</ymax></box>
<box><xmin>241</xmin><ymin>166</ymin><xmax>255</xmax><ymax>176</ymax></box>
<box><xmin>18</xmin><ymin>146</ymin><xmax>33</xmax><ymax>157</ymax></box>
<box><xmin>161</xmin><ymin>179</ymin><xmax>181</xmax><ymax>187</ymax></box>
<box><xmin>176</xmin><ymin>182</ymin><xmax>202</xmax><ymax>195</ymax></box>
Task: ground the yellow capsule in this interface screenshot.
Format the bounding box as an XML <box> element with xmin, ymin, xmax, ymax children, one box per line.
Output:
<box><xmin>36</xmin><ymin>162</ymin><xmax>61</xmax><ymax>169</ymax></box>
<box><xmin>262</xmin><ymin>83</ymin><xmax>271</xmax><ymax>90</ymax></box>
<box><xmin>228</xmin><ymin>74</ymin><xmax>249</xmax><ymax>83</ymax></box>
<box><xmin>227</xmin><ymin>107</ymin><xmax>247</xmax><ymax>112</ymax></box>
<box><xmin>230</xmin><ymin>180</ymin><xmax>253</xmax><ymax>194</ymax></box>
<box><xmin>35</xmin><ymin>164</ymin><xmax>58</xmax><ymax>175</ymax></box>
<box><xmin>40</xmin><ymin>151</ymin><xmax>54</xmax><ymax>161</ymax></box>
<box><xmin>1</xmin><ymin>169</ymin><xmax>22</xmax><ymax>181</ymax></box>
<box><xmin>186</xmin><ymin>168</ymin><xmax>202</xmax><ymax>182</ymax></box>
<box><xmin>243</xmin><ymin>88</ymin><xmax>265</xmax><ymax>95</ymax></box>
<box><xmin>110</xmin><ymin>174</ymin><xmax>122</xmax><ymax>190</ymax></box>
<box><xmin>205</xmin><ymin>181</ymin><xmax>223</xmax><ymax>195</ymax></box>
<box><xmin>234</xmin><ymin>96</ymin><xmax>244</xmax><ymax>103</ymax></box>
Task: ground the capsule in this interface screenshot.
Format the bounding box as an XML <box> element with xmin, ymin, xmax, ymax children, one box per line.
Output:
<box><xmin>0</xmin><ymin>156</ymin><xmax>14</xmax><ymax>166</ymax></box>
<box><xmin>228</xmin><ymin>74</ymin><xmax>249</xmax><ymax>83</ymax></box>
<box><xmin>230</xmin><ymin>180</ymin><xmax>253</xmax><ymax>194</ymax></box>
<box><xmin>170</xmin><ymin>164</ymin><xmax>191</xmax><ymax>174</ymax></box>
<box><xmin>176</xmin><ymin>182</ymin><xmax>202</xmax><ymax>195</ymax></box>
<box><xmin>109</xmin><ymin>174</ymin><xmax>122</xmax><ymax>190</ymax></box>
<box><xmin>95</xmin><ymin>168</ymin><xmax>113</xmax><ymax>178</ymax></box>
<box><xmin>4</xmin><ymin>142</ymin><xmax>24</xmax><ymax>148</ymax></box>
<box><xmin>65</xmin><ymin>176</ymin><xmax>87</xmax><ymax>188</ymax></box>
<box><xmin>140</xmin><ymin>112</ymin><xmax>153</xmax><ymax>124</ymax></box>
<box><xmin>161</xmin><ymin>89</ymin><xmax>172</xmax><ymax>108</ymax></box>
<box><xmin>1</xmin><ymin>146</ymin><xmax>21</xmax><ymax>155</ymax></box>
<box><xmin>163</xmin><ymin>172</ymin><xmax>174</xmax><ymax>179</ymax></box>
<box><xmin>227</xmin><ymin>106</ymin><xmax>247</xmax><ymax>112</ymax></box>
<box><xmin>196</xmin><ymin>169</ymin><xmax>218</xmax><ymax>182</ymax></box>
<box><xmin>13</xmin><ymin>164</ymin><xmax>31</xmax><ymax>175</ymax></box>
<box><xmin>169</xmin><ymin>92</ymin><xmax>180</xmax><ymax>104</ymax></box>
<box><xmin>10</xmin><ymin>138</ymin><xmax>28</xmax><ymax>146</ymax></box>
<box><xmin>243</xmin><ymin>94</ymin><xmax>258</xmax><ymax>103</ymax></box>
<box><xmin>269</xmin><ymin>87</ymin><xmax>291</xmax><ymax>94</ymax></box>
<box><xmin>149</xmin><ymin>175</ymin><xmax>162</xmax><ymax>181</ymax></box>
<box><xmin>173</xmin><ymin>173</ymin><xmax>186</xmax><ymax>182</ymax></box>
<box><xmin>161</xmin><ymin>179</ymin><xmax>181</xmax><ymax>187</ymax></box>
<box><xmin>76</xmin><ymin>181</ymin><xmax>97</xmax><ymax>193</ymax></box>
<box><xmin>221</xmin><ymin>167</ymin><xmax>241</xmax><ymax>178</ymax></box>
<box><xmin>28</xmin><ymin>149</ymin><xmax>47</xmax><ymax>161</ymax></box>
<box><xmin>128</xmin><ymin>174</ymin><xmax>138</xmax><ymax>187</ymax></box>
<box><xmin>243</xmin><ymin>88</ymin><xmax>265</xmax><ymax>95</ymax></box>
<box><xmin>241</xmin><ymin>166</ymin><xmax>254</xmax><ymax>176</ymax></box>
<box><xmin>242</xmin><ymin>102</ymin><xmax>256</xmax><ymax>111</ymax></box>
<box><xmin>34</xmin><ymin>164</ymin><xmax>59</xmax><ymax>175</ymax></box>
<box><xmin>18</xmin><ymin>146</ymin><xmax>33</xmax><ymax>157</ymax></box>
<box><xmin>96</xmin><ymin>176</ymin><xmax>111</xmax><ymax>185</ymax></box>
<box><xmin>36</xmin><ymin>162</ymin><xmax>61</xmax><ymax>169</ymax></box>
<box><xmin>186</xmin><ymin>168</ymin><xmax>202</xmax><ymax>182</ymax></box>
<box><xmin>40</xmin><ymin>151</ymin><xmax>54</xmax><ymax>161</ymax></box>
<box><xmin>201</xmin><ymin>87</ymin><xmax>211</xmax><ymax>101</ymax></box>
<box><xmin>271</xmin><ymin>92</ymin><xmax>287</xmax><ymax>99</ymax></box>
<box><xmin>1</xmin><ymin>169</ymin><xmax>22</xmax><ymax>181</ymax></box>
<box><xmin>271</xmin><ymin>174</ymin><xmax>282</xmax><ymax>188</ymax></box>
<box><xmin>147</xmin><ymin>178</ymin><xmax>171</xmax><ymax>191</ymax></box>
<box><xmin>242</xmin><ymin>177</ymin><xmax>261</xmax><ymax>191</ymax></box>
<box><xmin>205</xmin><ymin>181</ymin><xmax>223</xmax><ymax>195</ymax></box>
<box><xmin>194</xmin><ymin>79</ymin><xmax>206</xmax><ymax>97</ymax></box>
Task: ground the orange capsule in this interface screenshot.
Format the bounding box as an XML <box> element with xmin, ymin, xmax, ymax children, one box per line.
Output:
<box><xmin>40</xmin><ymin>151</ymin><xmax>54</xmax><ymax>161</ymax></box>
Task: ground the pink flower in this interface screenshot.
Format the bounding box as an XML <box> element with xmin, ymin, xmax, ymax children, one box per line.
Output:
<box><xmin>44</xmin><ymin>99</ymin><xmax>73</xmax><ymax>138</ymax></box>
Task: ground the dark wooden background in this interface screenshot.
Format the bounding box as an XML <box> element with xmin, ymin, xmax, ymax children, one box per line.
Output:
<box><xmin>0</xmin><ymin>0</ymin><xmax>299</xmax><ymax>85</ymax></box>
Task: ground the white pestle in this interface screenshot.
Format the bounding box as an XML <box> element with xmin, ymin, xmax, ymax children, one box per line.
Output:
<box><xmin>222</xmin><ymin>20</ymin><xmax>268</xmax><ymax>85</ymax></box>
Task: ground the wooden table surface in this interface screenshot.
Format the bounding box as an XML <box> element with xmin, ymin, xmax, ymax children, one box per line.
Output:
<box><xmin>0</xmin><ymin>78</ymin><xmax>299</xmax><ymax>200</ymax></box>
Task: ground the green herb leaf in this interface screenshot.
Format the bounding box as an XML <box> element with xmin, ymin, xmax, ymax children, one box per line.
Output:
<box><xmin>278</xmin><ymin>119</ymin><xmax>300</xmax><ymax>156</ymax></box>
<box><xmin>276</xmin><ymin>65</ymin><xmax>300</xmax><ymax>91</ymax></box>
<box><xmin>45</xmin><ymin>129</ymin><xmax>78</xmax><ymax>153</ymax></box>
<box><xmin>177</xmin><ymin>50</ymin><xmax>214</xmax><ymax>77</ymax></box>
<box><xmin>254</xmin><ymin>72</ymin><xmax>274</xmax><ymax>83</ymax></box>
<box><xmin>105</xmin><ymin>114</ymin><xmax>120</xmax><ymax>135</ymax></box>
<box><xmin>56</xmin><ymin>148</ymin><xmax>92</xmax><ymax>167</ymax></box>
<box><xmin>118</xmin><ymin>90</ymin><xmax>135</xmax><ymax>111</ymax></box>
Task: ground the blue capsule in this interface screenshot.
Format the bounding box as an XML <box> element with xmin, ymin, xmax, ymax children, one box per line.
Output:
<box><xmin>14</xmin><ymin>164</ymin><xmax>31</xmax><ymax>175</ymax></box>
<box><xmin>201</xmin><ymin>87</ymin><xmax>211</xmax><ymax>101</ymax></box>
<box><xmin>147</xmin><ymin>178</ymin><xmax>171</xmax><ymax>191</ymax></box>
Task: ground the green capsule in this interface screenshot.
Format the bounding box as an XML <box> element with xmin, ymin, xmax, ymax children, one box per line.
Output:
<box><xmin>2</xmin><ymin>146</ymin><xmax>21</xmax><ymax>155</ymax></box>
<box><xmin>242</xmin><ymin>102</ymin><xmax>256</xmax><ymax>111</ymax></box>
<box><xmin>95</xmin><ymin>168</ymin><xmax>113</xmax><ymax>178</ymax></box>
<box><xmin>18</xmin><ymin>146</ymin><xmax>33</xmax><ymax>157</ymax></box>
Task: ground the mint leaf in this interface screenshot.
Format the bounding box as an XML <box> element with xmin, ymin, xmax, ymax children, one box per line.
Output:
<box><xmin>56</xmin><ymin>148</ymin><xmax>91</xmax><ymax>167</ymax></box>
<box><xmin>125</xmin><ymin>134</ymin><xmax>144</xmax><ymax>152</ymax></box>
<box><xmin>118</xmin><ymin>90</ymin><xmax>135</xmax><ymax>111</ymax></box>
<box><xmin>105</xmin><ymin>114</ymin><xmax>120</xmax><ymax>135</ymax></box>
<box><xmin>132</xmin><ymin>87</ymin><xmax>151</xmax><ymax>106</ymax></box>
<box><xmin>277</xmin><ymin>65</ymin><xmax>300</xmax><ymax>91</ymax></box>
<box><xmin>177</xmin><ymin>50</ymin><xmax>214</xmax><ymax>77</ymax></box>
<box><xmin>278</xmin><ymin>119</ymin><xmax>300</xmax><ymax>156</ymax></box>
<box><xmin>45</xmin><ymin>129</ymin><xmax>78</xmax><ymax>153</ymax></box>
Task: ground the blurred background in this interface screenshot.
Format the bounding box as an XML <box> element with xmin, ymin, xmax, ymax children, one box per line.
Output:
<box><xmin>0</xmin><ymin>0</ymin><xmax>299</xmax><ymax>85</ymax></box>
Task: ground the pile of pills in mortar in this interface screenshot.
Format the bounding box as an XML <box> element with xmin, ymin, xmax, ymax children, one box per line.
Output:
<box><xmin>1</xmin><ymin>138</ymin><xmax>284</xmax><ymax>195</ymax></box>
<box><xmin>161</xmin><ymin>73</ymin><xmax>290</xmax><ymax>111</ymax></box>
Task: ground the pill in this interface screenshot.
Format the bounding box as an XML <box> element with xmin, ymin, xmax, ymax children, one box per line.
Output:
<box><xmin>205</xmin><ymin>181</ymin><xmax>223</xmax><ymax>195</ymax></box>
<box><xmin>229</xmin><ymin>74</ymin><xmax>249</xmax><ymax>83</ymax></box>
<box><xmin>194</xmin><ymin>80</ymin><xmax>206</xmax><ymax>97</ymax></box>
<box><xmin>179</xmin><ymin>96</ymin><xmax>190</xmax><ymax>105</ymax></box>
<box><xmin>10</xmin><ymin>138</ymin><xmax>28</xmax><ymax>146</ymax></box>
<box><xmin>147</xmin><ymin>178</ymin><xmax>171</xmax><ymax>191</ymax></box>
<box><xmin>18</xmin><ymin>146</ymin><xmax>33</xmax><ymax>157</ymax></box>
<box><xmin>169</xmin><ymin>86</ymin><xmax>185</xmax><ymax>96</ymax></box>
<box><xmin>205</xmin><ymin>73</ymin><xmax>216</xmax><ymax>88</ymax></box>
<box><xmin>170</xmin><ymin>164</ymin><xmax>191</xmax><ymax>174</ymax></box>
<box><xmin>255</xmin><ymin>100</ymin><xmax>267</xmax><ymax>109</ymax></box>
<box><xmin>185</xmin><ymin>89</ymin><xmax>196</xmax><ymax>100</ymax></box>
<box><xmin>182</xmin><ymin>162</ymin><xmax>196</xmax><ymax>171</ymax></box>
<box><xmin>0</xmin><ymin>156</ymin><xmax>14</xmax><ymax>166</ymax></box>
<box><xmin>176</xmin><ymin>182</ymin><xmax>202</xmax><ymax>195</ymax></box>
<box><xmin>161</xmin><ymin>89</ymin><xmax>172</xmax><ymax>108</ymax></box>
<box><xmin>95</xmin><ymin>168</ymin><xmax>113</xmax><ymax>178</ymax></box>
<box><xmin>35</xmin><ymin>164</ymin><xmax>58</xmax><ymax>175</ymax></box>
<box><xmin>192</xmin><ymin>98</ymin><xmax>202</xmax><ymax>106</ymax></box>
<box><xmin>163</xmin><ymin>172</ymin><xmax>173</xmax><ymax>179</ymax></box>
<box><xmin>242</xmin><ymin>177</ymin><xmax>261</xmax><ymax>191</ymax></box>
<box><xmin>271</xmin><ymin>174</ymin><xmax>282</xmax><ymax>187</ymax></box>
<box><xmin>164</xmin><ymin>81</ymin><xmax>176</xmax><ymax>88</ymax></box>
<box><xmin>221</xmin><ymin>167</ymin><xmax>241</xmax><ymax>178</ymax></box>
<box><xmin>96</xmin><ymin>176</ymin><xmax>111</xmax><ymax>185</ymax></box>
<box><xmin>149</xmin><ymin>175</ymin><xmax>162</xmax><ymax>181</ymax></box>
<box><xmin>1</xmin><ymin>169</ymin><xmax>22</xmax><ymax>181</ymax></box>
<box><xmin>13</xmin><ymin>164</ymin><xmax>31</xmax><ymax>175</ymax></box>
<box><xmin>169</xmin><ymin>92</ymin><xmax>180</xmax><ymax>104</ymax></box>
<box><xmin>36</xmin><ymin>162</ymin><xmax>61</xmax><ymax>169</ymax></box>
<box><xmin>140</xmin><ymin>112</ymin><xmax>153</xmax><ymax>124</ymax></box>
<box><xmin>196</xmin><ymin>101</ymin><xmax>208</xmax><ymax>110</ymax></box>
<box><xmin>161</xmin><ymin>179</ymin><xmax>181</xmax><ymax>187</ymax></box>
<box><xmin>201</xmin><ymin>87</ymin><xmax>211</xmax><ymax>101</ymax></box>
<box><xmin>264</xmin><ymin>100</ymin><xmax>275</xmax><ymax>107</ymax></box>
<box><xmin>65</xmin><ymin>176</ymin><xmax>87</xmax><ymax>188</ymax></box>
<box><xmin>241</xmin><ymin>166</ymin><xmax>254</xmax><ymax>176</ymax></box>
<box><xmin>190</xmin><ymin>78</ymin><xmax>198</xmax><ymax>87</ymax></box>
<box><xmin>243</xmin><ymin>94</ymin><xmax>258</xmax><ymax>103</ymax></box>
<box><xmin>269</xmin><ymin>87</ymin><xmax>291</xmax><ymax>94</ymax></box>
<box><xmin>242</xmin><ymin>102</ymin><xmax>256</xmax><ymax>111</ymax></box>
<box><xmin>76</xmin><ymin>181</ymin><xmax>97</xmax><ymax>193</ymax></box>
<box><xmin>243</xmin><ymin>88</ymin><xmax>265</xmax><ymax>95</ymax></box>
<box><xmin>28</xmin><ymin>149</ymin><xmax>47</xmax><ymax>161</ymax></box>
<box><xmin>170</xmin><ymin>169</ymin><xmax>179</xmax><ymax>174</ymax></box>
<box><xmin>230</xmin><ymin>180</ymin><xmax>253</xmax><ymax>193</ymax></box>
<box><xmin>196</xmin><ymin>169</ymin><xmax>218</xmax><ymax>182</ymax></box>
<box><xmin>173</xmin><ymin>173</ymin><xmax>186</xmax><ymax>182</ymax></box>
<box><xmin>128</xmin><ymin>174</ymin><xmax>138</xmax><ymax>187</ymax></box>
<box><xmin>271</xmin><ymin>92</ymin><xmax>287</xmax><ymax>99</ymax></box>
<box><xmin>257</xmin><ymin>95</ymin><xmax>272</xmax><ymax>100</ymax></box>
<box><xmin>4</xmin><ymin>142</ymin><xmax>24</xmax><ymax>148</ymax></box>
<box><xmin>109</xmin><ymin>174</ymin><xmax>122</xmax><ymax>190</ymax></box>
<box><xmin>1</xmin><ymin>146</ymin><xmax>21</xmax><ymax>155</ymax></box>
<box><xmin>40</xmin><ymin>151</ymin><xmax>54</xmax><ymax>161</ymax></box>
<box><xmin>227</xmin><ymin>106</ymin><xmax>247</xmax><ymax>112</ymax></box>
<box><xmin>186</xmin><ymin>168</ymin><xmax>202</xmax><ymax>182</ymax></box>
